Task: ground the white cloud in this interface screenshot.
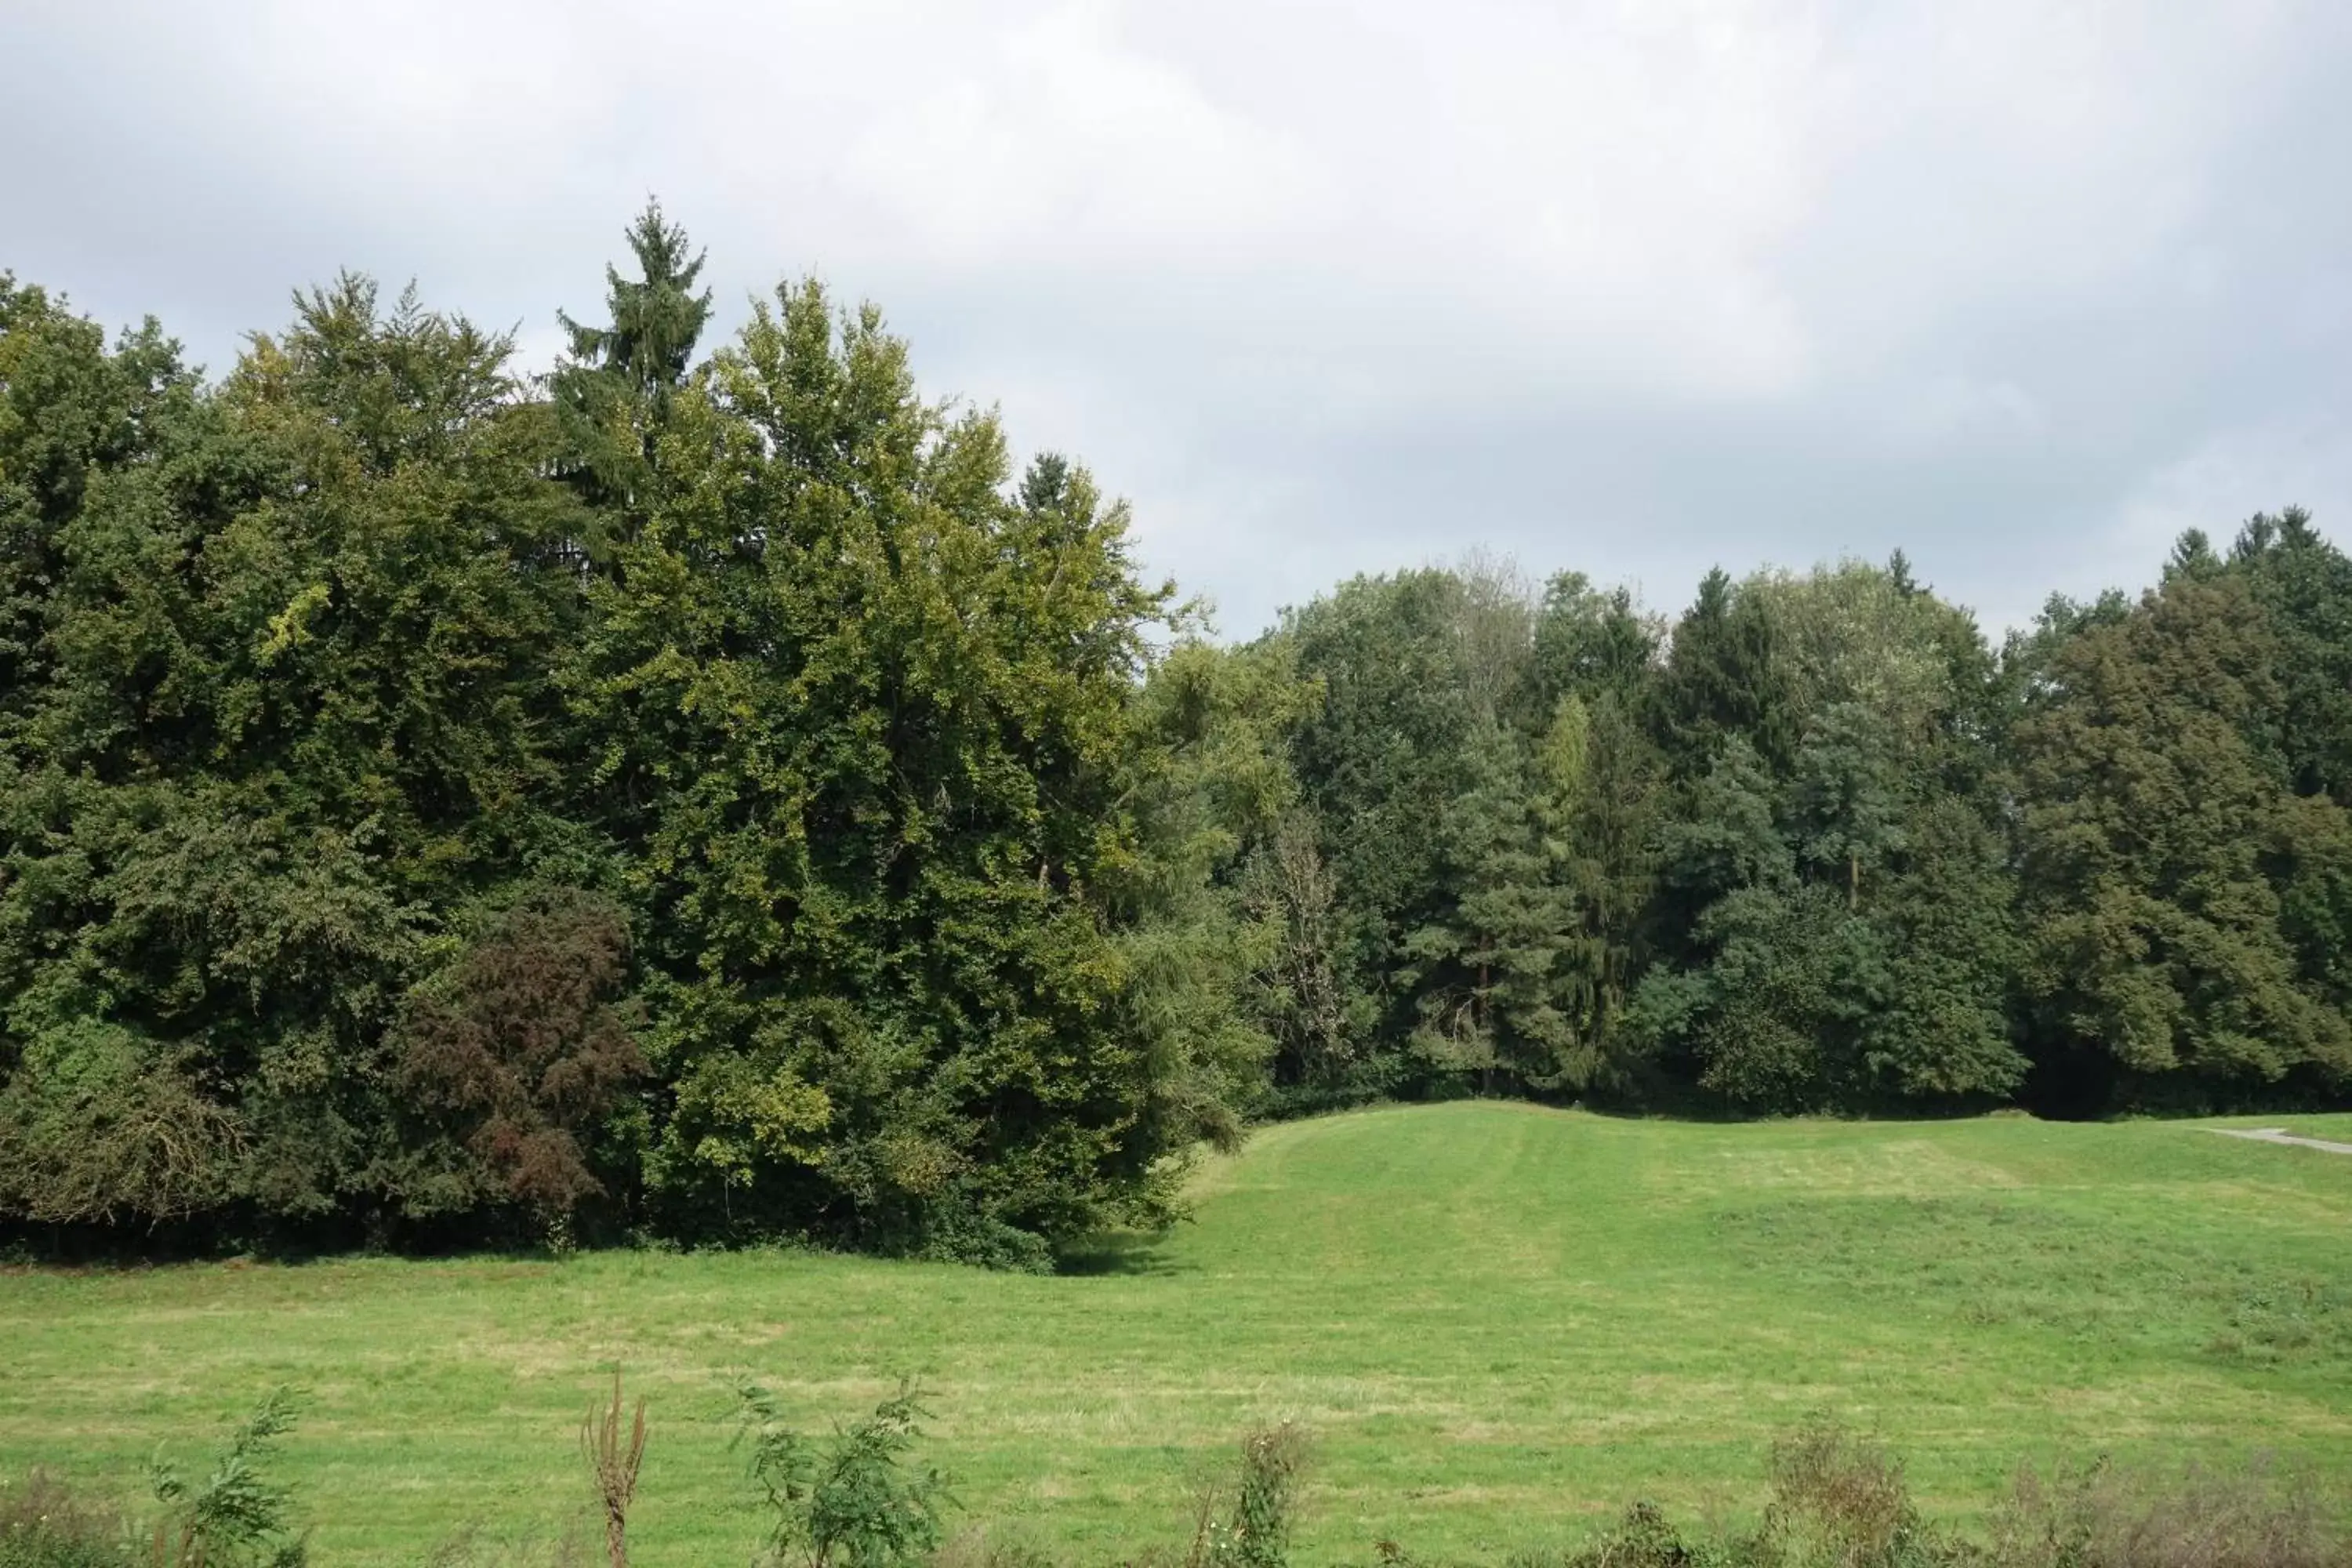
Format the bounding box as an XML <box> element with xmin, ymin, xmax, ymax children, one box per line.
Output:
<box><xmin>5</xmin><ymin>0</ymin><xmax>2348</xmax><ymax>636</ymax></box>
<box><xmin>2114</xmin><ymin>420</ymin><xmax>2352</xmax><ymax>566</ymax></box>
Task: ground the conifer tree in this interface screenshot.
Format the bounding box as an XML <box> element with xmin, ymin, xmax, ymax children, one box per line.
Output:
<box><xmin>2014</xmin><ymin>568</ymin><xmax>2352</xmax><ymax>1108</ymax></box>
<box><xmin>1401</xmin><ymin>717</ymin><xmax>1575</xmax><ymax>1088</ymax></box>
<box><xmin>551</xmin><ymin>200</ymin><xmax>713</xmax><ymax>513</ymax></box>
<box><xmin>1649</xmin><ymin>568</ymin><xmax>1795</xmax><ymax>777</ymax></box>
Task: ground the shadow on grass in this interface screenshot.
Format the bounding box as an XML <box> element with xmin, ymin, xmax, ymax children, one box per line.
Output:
<box><xmin>1052</xmin><ymin>1228</ymin><xmax>1194</xmax><ymax>1278</ymax></box>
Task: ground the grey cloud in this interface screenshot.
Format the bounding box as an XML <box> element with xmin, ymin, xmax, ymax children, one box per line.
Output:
<box><xmin>5</xmin><ymin>0</ymin><xmax>2348</xmax><ymax>638</ymax></box>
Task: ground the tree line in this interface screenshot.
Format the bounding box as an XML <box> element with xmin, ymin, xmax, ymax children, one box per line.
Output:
<box><xmin>2</xmin><ymin>208</ymin><xmax>2346</xmax><ymax>1261</ymax></box>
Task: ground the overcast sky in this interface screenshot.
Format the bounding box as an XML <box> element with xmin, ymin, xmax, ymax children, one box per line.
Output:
<box><xmin>7</xmin><ymin>1</ymin><xmax>2350</xmax><ymax>637</ymax></box>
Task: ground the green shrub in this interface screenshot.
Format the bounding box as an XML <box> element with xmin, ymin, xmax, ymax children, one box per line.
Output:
<box><xmin>424</xmin><ymin>1523</ymin><xmax>590</xmax><ymax>1568</ymax></box>
<box><xmin>1552</xmin><ymin>1501</ymin><xmax>1725</xmax><ymax>1568</ymax></box>
<box><xmin>0</xmin><ymin>1472</ymin><xmax>129</xmax><ymax>1568</ymax></box>
<box><xmin>2</xmin><ymin>1394</ymin><xmax>311</xmax><ymax>1568</ymax></box>
<box><xmin>147</xmin><ymin>1388</ymin><xmax>309</xmax><ymax>1568</ymax></box>
<box><xmin>1223</xmin><ymin>1423</ymin><xmax>1310</xmax><ymax>1568</ymax></box>
<box><xmin>1987</xmin><ymin>1452</ymin><xmax>2336</xmax><ymax>1568</ymax></box>
<box><xmin>1180</xmin><ymin>1422</ymin><xmax>1312</xmax><ymax>1568</ymax></box>
<box><xmin>734</xmin><ymin>1380</ymin><xmax>952</xmax><ymax>1568</ymax></box>
<box><xmin>1755</xmin><ymin>1418</ymin><xmax>1946</xmax><ymax>1568</ymax></box>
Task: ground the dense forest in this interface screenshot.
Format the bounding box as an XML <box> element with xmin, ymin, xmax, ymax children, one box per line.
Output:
<box><xmin>3</xmin><ymin>209</ymin><xmax>2348</xmax><ymax>1263</ymax></box>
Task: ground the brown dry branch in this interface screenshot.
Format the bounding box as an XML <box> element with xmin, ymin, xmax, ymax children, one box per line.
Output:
<box><xmin>579</xmin><ymin>1375</ymin><xmax>647</xmax><ymax>1568</ymax></box>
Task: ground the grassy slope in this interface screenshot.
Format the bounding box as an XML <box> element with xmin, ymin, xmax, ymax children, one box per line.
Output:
<box><xmin>4</xmin><ymin>1104</ymin><xmax>2350</xmax><ymax>1564</ymax></box>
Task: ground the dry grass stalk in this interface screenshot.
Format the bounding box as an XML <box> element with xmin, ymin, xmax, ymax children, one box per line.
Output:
<box><xmin>580</xmin><ymin>1374</ymin><xmax>647</xmax><ymax>1568</ymax></box>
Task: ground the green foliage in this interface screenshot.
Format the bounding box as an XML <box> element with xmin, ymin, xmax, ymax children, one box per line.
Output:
<box><xmin>1185</xmin><ymin>1423</ymin><xmax>1311</xmax><ymax>1568</ymax></box>
<box><xmin>1279</xmin><ymin>560</ymin><xmax>1666</xmax><ymax>1102</ymax></box>
<box><xmin>1859</xmin><ymin>793</ymin><xmax>2024</xmax><ymax>1102</ymax></box>
<box><xmin>1400</xmin><ymin>717</ymin><xmax>1573</xmax><ymax>1086</ymax></box>
<box><xmin>1240</xmin><ymin>811</ymin><xmax>1365</xmax><ymax>1100</ymax></box>
<box><xmin>2230</xmin><ymin>506</ymin><xmax>2352</xmax><ymax>802</ymax></box>
<box><xmin>552</xmin><ymin>201</ymin><xmax>713</xmax><ymax>511</ymax></box>
<box><xmin>1650</xmin><ymin>568</ymin><xmax>1797</xmax><ymax>779</ymax></box>
<box><xmin>0</xmin><ymin>1473</ymin><xmax>129</xmax><ymax>1568</ymax></box>
<box><xmin>1116</xmin><ymin>638</ymin><xmax>1314</xmax><ymax>1147</ymax></box>
<box><xmin>582</xmin><ymin>278</ymin><xmax>1189</xmax><ymax>1256</ymax></box>
<box><xmin>1</xmin><ymin>210</ymin><xmax>1250</xmax><ymax>1258</ymax></box>
<box><xmin>1526</xmin><ymin>571</ymin><xmax>1663</xmax><ymax>717</ymax></box>
<box><xmin>5</xmin><ymin>209</ymin><xmax>2350</xmax><ymax>1258</ymax></box>
<box><xmin>1618</xmin><ymin>559</ymin><xmax>2027</xmax><ymax>1111</ymax></box>
<box><xmin>1220</xmin><ymin>1422</ymin><xmax>1309</xmax><ymax>1568</ymax></box>
<box><xmin>0</xmin><ymin>265</ymin><xmax>597</xmax><ymax>1240</ymax></box>
<box><xmin>2013</xmin><ymin>572</ymin><xmax>2352</xmax><ymax>1106</ymax></box>
<box><xmin>1280</xmin><ymin>568</ymin><xmax>1487</xmax><ymax>1034</ymax></box>
<box><xmin>149</xmin><ymin>1388</ymin><xmax>309</xmax><ymax>1567</ymax></box>
<box><xmin>734</xmin><ymin>1381</ymin><xmax>951</xmax><ymax>1568</ymax></box>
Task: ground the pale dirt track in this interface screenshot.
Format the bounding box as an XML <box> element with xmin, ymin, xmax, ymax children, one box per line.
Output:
<box><xmin>2206</xmin><ymin>1126</ymin><xmax>2352</xmax><ymax>1154</ymax></box>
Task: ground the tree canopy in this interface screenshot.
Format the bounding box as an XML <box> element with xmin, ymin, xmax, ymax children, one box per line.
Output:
<box><xmin>2</xmin><ymin>209</ymin><xmax>2347</xmax><ymax>1261</ymax></box>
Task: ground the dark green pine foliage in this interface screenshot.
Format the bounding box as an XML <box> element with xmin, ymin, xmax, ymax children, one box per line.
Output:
<box><xmin>1626</xmin><ymin>561</ymin><xmax>2024</xmax><ymax>1110</ymax></box>
<box><xmin>1545</xmin><ymin>690</ymin><xmax>1665</xmax><ymax>1085</ymax></box>
<box><xmin>1523</xmin><ymin>577</ymin><xmax>1666</xmax><ymax>1085</ymax></box>
<box><xmin>572</xmin><ymin>274</ymin><xmax>1200</xmax><ymax>1263</ymax></box>
<box><xmin>551</xmin><ymin>201</ymin><xmax>713</xmax><ymax>517</ymax></box>
<box><xmin>1524</xmin><ymin>572</ymin><xmax>1660</xmax><ymax>723</ymax></box>
<box><xmin>0</xmin><ymin>278</ymin><xmax>255</xmax><ymax>1229</ymax></box>
<box><xmin>0</xmin><ymin>274</ymin><xmax>597</xmax><ymax>1238</ymax></box>
<box><xmin>0</xmin><ymin>214</ymin><xmax>1268</xmax><ymax>1261</ymax></box>
<box><xmin>1648</xmin><ymin>567</ymin><xmax>1796</xmax><ymax>778</ymax></box>
<box><xmin>1863</xmin><ymin>790</ymin><xmax>2021</xmax><ymax>1100</ymax></box>
<box><xmin>1626</xmin><ymin>735</ymin><xmax>1834</xmax><ymax>1105</ymax></box>
<box><xmin>2228</xmin><ymin>506</ymin><xmax>2352</xmax><ymax>804</ymax></box>
<box><xmin>2232</xmin><ymin>514</ymin><xmax>2352</xmax><ymax>1024</ymax></box>
<box><xmin>2013</xmin><ymin>566</ymin><xmax>2352</xmax><ymax>1109</ymax></box>
<box><xmin>1279</xmin><ymin>570</ymin><xmax>1486</xmax><ymax>1081</ymax></box>
<box><xmin>1399</xmin><ymin>716</ymin><xmax>1576</xmax><ymax>1089</ymax></box>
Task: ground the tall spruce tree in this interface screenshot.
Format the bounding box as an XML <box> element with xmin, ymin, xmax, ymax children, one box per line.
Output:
<box><xmin>2229</xmin><ymin>506</ymin><xmax>2352</xmax><ymax>803</ymax></box>
<box><xmin>1649</xmin><ymin>567</ymin><xmax>1796</xmax><ymax>778</ymax></box>
<box><xmin>551</xmin><ymin>200</ymin><xmax>713</xmax><ymax>514</ymax></box>
<box><xmin>1400</xmin><ymin>717</ymin><xmax>1575</xmax><ymax>1089</ymax></box>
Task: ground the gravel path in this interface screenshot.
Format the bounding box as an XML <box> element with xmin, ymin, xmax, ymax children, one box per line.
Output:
<box><xmin>2205</xmin><ymin>1126</ymin><xmax>2352</xmax><ymax>1155</ymax></box>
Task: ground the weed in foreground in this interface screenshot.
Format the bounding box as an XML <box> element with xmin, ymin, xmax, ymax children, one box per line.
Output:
<box><xmin>9</xmin><ymin>1389</ymin><xmax>2350</xmax><ymax>1568</ymax></box>
<box><xmin>424</xmin><ymin>1521</ymin><xmax>590</xmax><ymax>1568</ymax></box>
<box><xmin>1755</xmin><ymin>1418</ymin><xmax>1937</xmax><ymax>1567</ymax></box>
<box><xmin>734</xmin><ymin>1378</ymin><xmax>952</xmax><ymax>1568</ymax></box>
<box><xmin>579</xmin><ymin>1377</ymin><xmax>646</xmax><ymax>1568</ymax></box>
<box><xmin>0</xmin><ymin>1472</ymin><xmax>125</xmax><ymax>1568</ymax></box>
<box><xmin>1987</xmin><ymin>1450</ymin><xmax>2336</xmax><ymax>1568</ymax></box>
<box><xmin>1546</xmin><ymin>1499</ymin><xmax>1721</xmax><ymax>1568</ymax></box>
<box><xmin>1182</xmin><ymin>1422</ymin><xmax>1312</xmax><ymax>1568</ymax></box>
<box><xmin>148</xmin><ymin>1388</ymin><xmax>309</xmax><ymax>1568</ymax></box>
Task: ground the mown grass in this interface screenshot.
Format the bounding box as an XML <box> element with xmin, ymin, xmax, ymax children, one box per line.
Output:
<box><xmin>2</xmin><ymin>1104</ymin><xmax>2348</xmax><ymax>1565</ymax></box>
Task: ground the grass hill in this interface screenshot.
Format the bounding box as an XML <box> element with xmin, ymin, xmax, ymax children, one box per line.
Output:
<box><xmin>5</xmin><ymin>1103</ymin><xmax>2350</xmax><ymax>1563</ymax></box>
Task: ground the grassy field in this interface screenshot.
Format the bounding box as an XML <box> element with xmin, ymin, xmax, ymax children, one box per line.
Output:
<box><xmin>5</xmin><ymin>1103</ymin><xmax>2352</xmax><ymax>1564</ymax></box>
